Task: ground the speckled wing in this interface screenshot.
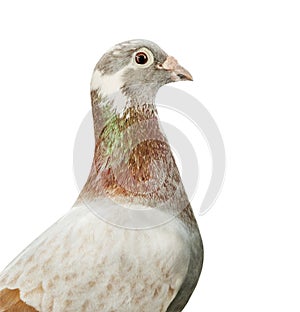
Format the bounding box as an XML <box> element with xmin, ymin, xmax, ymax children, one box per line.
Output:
<box><xmin>0</xmin><ymin>204</ymin><xmax>191</xmax><ymax>312</ymax></box>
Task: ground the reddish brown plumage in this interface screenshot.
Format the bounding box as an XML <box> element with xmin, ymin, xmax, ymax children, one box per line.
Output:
<box><xmin>78</xmin><ymin>103</ymin><xmax>183</xmax><ymax>208</ymax></box>
<box><xmin>0</xmin><ymin>288</ymin><xmax>37</xmax><ymax>312</ymax></box>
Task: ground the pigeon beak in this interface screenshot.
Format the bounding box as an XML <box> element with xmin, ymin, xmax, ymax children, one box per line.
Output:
<box><xmin>160</xmin><ymin>56</ymin><xmax>193</xmax><ymax>82</ymax></box>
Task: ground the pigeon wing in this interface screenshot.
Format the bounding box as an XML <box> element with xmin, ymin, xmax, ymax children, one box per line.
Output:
<box><xmin>0</xmin><ymin>204</ymin><xmax>190</xmax><ymax>312</ymax></box>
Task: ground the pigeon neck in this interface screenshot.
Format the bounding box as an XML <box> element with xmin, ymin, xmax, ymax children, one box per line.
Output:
<box><xmin>77</xmin><ymin>92</ymin><xmax>187</xmax><ymax>209</ymax></box>
<box><xmin>90</xmin><ymin>88</ymin><xmax>158</xmax><ymax>140</ymax></box>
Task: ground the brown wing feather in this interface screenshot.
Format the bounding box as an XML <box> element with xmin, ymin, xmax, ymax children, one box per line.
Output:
<box><xmin>0</xmin><ymin>288</ymin><xmax>38</xmax><ymax>312</ymax></box>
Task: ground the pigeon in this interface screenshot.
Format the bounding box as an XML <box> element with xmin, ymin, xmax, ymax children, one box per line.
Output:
<box><xmin>0</xmin><ymin>39</ymin><xmax>203</xmax><ymax>312</ymax></box>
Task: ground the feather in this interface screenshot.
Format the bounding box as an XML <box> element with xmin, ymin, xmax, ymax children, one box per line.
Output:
<box><xmin>0</xmin><ymin>288</ymin><xmax>37</xmax><ymax>312</ymax></box>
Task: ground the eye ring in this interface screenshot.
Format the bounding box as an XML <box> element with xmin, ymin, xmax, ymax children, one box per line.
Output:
<box><xmin>133</xmin><ymin>48</ymin><xmax>154</xmax><ymax>68</ymax></box>
<box><xmin>135</xmin><ymin>52</ymin><xmax>148</xmax><ymax>65</ymax></box>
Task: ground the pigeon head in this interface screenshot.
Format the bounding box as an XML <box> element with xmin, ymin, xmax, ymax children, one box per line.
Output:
<box><xmin>90</xmin><ymin>39</ymin><xmax>192</xmax><ymax>112</ymax></box>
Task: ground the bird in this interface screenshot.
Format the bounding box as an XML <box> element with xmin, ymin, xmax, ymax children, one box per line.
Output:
<box><xmin>0</xmin><ymin>39</ymin><xmax>203</xmax><ymax>312</ymax></box>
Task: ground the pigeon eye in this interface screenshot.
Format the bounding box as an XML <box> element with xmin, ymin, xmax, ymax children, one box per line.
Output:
<box><xmin>133</xmin><ymin>48</ymin><xmax>154</xmax><ymax>68</ymax></box>
<box><xmin>135</xmin><ymin>52</ymin><xmax>148</xmax><ymax>65</ymax></box>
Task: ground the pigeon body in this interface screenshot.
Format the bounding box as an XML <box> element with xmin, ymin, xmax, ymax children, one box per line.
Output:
<box><xmin>0</xmin><ymin>40</ymin><xmax>203</xmax><ymax>312</ymax></box>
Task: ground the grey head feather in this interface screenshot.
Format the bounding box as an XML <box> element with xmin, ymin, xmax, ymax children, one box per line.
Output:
<box><xmin>93</xmin><ymin>39</ymin><xmax>171</xmax><ymax>107</ymax></box>
<box><xmin>95</xmin><ymin>39</ymin><xmax>168</xmax><ymax>75</ymax></box>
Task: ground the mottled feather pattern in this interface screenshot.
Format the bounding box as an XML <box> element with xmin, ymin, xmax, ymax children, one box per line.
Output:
<box><xmin>0</xmin><ymin>205</ymin><xmax>190</xmax><ymax>311</ymax></box>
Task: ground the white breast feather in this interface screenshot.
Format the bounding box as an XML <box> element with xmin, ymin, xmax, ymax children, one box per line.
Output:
<box><xmin>0</xmin><ymin>204</ymin><xmax>190</xmax><ymax>312</ymax></box>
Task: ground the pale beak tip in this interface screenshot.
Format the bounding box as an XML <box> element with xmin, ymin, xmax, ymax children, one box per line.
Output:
<box><xmin>177</xmin><ymin>71</ymin><xmax>193</xmax><ymax>81</ymax></box>
<box><xmin>185</xmin><ymin>73</ymin><xmax>193</xmax><ymax>81</ymax></box>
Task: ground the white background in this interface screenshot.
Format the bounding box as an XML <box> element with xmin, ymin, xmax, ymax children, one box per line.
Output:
<box><xmin>0</xmin><ymin>1</ymin><xmax>300</xmax><ymax>311</ymax></box>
